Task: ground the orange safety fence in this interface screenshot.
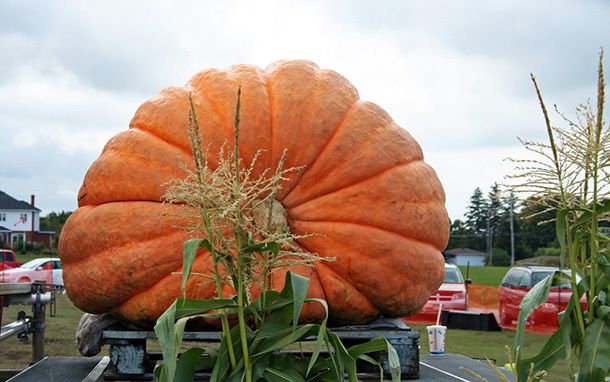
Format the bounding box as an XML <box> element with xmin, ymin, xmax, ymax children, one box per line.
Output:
<box><xmin>467</xmin><ymin>283</ymin><xmax>499</xmax><ymax>309</ymax></box>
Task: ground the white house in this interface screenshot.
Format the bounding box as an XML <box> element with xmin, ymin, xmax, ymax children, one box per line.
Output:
<box><xmin>0</xmin><ymin>191</ymin><xmax>54</xmax><ymax>248</ymax></box>
<box><xmin>444</xmin><ymin>248</ymin><xmax>489</xmax><ymax>267</ymax></box>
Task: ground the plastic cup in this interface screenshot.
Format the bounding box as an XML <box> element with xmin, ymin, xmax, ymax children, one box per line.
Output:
<box><xmin>426</xmin><ymin>325</ymin><xmax>447</xmax><ymax>355</ymax></box>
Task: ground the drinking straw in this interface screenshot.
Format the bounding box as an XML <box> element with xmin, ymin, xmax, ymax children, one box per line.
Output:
<box><xmin>436</xmin><ymin>303</ymin><xmax>443</xmax><ymax>326</ymax></box>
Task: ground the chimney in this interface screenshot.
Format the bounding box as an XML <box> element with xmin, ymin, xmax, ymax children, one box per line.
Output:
<box><xmin>31</xmin><ymin>195</ymin><xmax>35</xmax><ymax>207</ymax></box>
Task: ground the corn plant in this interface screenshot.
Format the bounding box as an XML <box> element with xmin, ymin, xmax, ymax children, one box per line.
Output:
<box><xmin>507</xmin><ymin>49</ymin><xmax>610</xmax><ymax>381</ymax></box>
<box><xmin>153</xmin><ymin>89</ymin><xmax>400</xmax><ymax>382</ymax></box>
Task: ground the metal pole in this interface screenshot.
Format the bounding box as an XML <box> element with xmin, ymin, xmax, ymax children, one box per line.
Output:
<box><xmin>486</xmin><ymin>210</ymin><xmax>490</xmax><ymax>265</ymax></box>
<box><xmin>509</xmin><ymin>200</ymin><xmax>515</xmax><ymax>266</ymax></box>
<box><xmin>31</xmin><ymin>283</ymin><xmax>46</xmax><ymax>363</ymax></box>
<box><xmin>0</xmin><ymin>318</ymin><xmax>30</xmax><ymax>341</ymax></box>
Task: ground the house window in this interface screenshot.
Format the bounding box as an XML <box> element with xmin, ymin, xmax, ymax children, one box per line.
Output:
<box><xmin>0</xmin><ymin>213</ymin><xmax>5</xmax><ymax>221</ymax></box>
<box><xmin>20</xmin><ymin>213</ymin><xmax>27</xmax><ymax>223</ymax></box>
<box><xmin>11</xmin><ymin>233</ymin><xmax>24</xmax><ymax>247</ymax></box>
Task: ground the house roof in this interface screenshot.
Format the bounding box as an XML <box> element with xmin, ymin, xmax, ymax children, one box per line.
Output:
<box><xmin>0</xmin><ymin>191</ymin><xmax>41</xmax><ymax>212</ymax></box>
<box><xmin>0</xmin><ymin>226</ymin><xmax>11</xmax><ymax>232</ymax></box>
<box><xmin>444</xmin><ymin>247</ymin><xmax>489</xmax><ymax>257</ymax></box>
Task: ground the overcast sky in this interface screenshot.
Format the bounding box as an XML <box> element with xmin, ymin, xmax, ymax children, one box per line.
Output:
<box><xmin>1</xmin><ymin>0</ymin><xmax>609</xmax><ymax>220</ymax></box>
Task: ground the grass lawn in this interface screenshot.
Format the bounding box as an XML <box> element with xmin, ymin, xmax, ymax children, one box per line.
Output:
<box><xmin>13</xmin><ymin>251</ymin><xmax>60</xmax><ymax>264</ymax></box>
<box><xmin>460</xmin><ymin>265</ymin><xmax>510</xmax><ymax>286</ymax></box>
<box><xmin>0</xmin><ymin>293</ymin><xmax>572</xmax><ymax>381</ymax></box>
<box><xmin>0</xmin><ymin>293</ymin><xmax>83</xmax><ymax>370</ymax></box>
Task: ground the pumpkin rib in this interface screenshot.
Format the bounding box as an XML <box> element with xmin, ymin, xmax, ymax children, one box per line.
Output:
<box><xmin>65</xmin><ymin>229</ymin><xmax>188</xmax><ymax>312</ymax></box>
<box><xmin>62</xmin><ymin>216</ymin><xmax>185</xmax><ymax>263</ymax></box>
<box><xmin>129</xmin><ymin>126</ymin><xmax>194</xmax><ymax>160</ymax></box>
<box><xmin>284</xmin><ymin>160</ymin><xmax>426</xmax><ymax>210</ymax></box>
<box><xmin>114</xmin><ymin>253</ymin><xmax>220</xmax><ymax>325</ymax></box>
<box><xmin>290</xmin><ymin>218</ymin><xmax>443</xmax><ymax>251</ymax></box>
<box><xmin>314</xmin><ymin>260</ymin><xmax>377</xmax><ymax>307</ymax></box>
<box><xmin>292</xmin><ymin>220</ymin><xmax>444</xmax><ymax>316</ymax></box>
<box><xmin>66</xmin><ymin>227</ymin><xmax>186</xmax><ymax>266</ymax></box>
<box><xmin>266</xmin><ymin>65</ymin><xmax>358</xmax><ymax>200</ymax></box>
<box><xmin>264</xmin><ymin>73</ymin><xmax>275</xmax><ymax>167</ymax></box>
<box><xmin>279</xmin><ymin>100</ymin><xmax>359</xmax><ymax>202</ymax></box>
<box><xmin>185</xmin><ymin>79</ymin><xmax>233</xmax><ymax>142</ymax></box>
<box><xmin>187</xmin><ymin>84</ymin><xmax>234</xmax><ymax>143</ymax></box>
<box><xmin>312</xmin><ymin>260</ymin><xmax>380</xmax><ymax>322</ymax></box>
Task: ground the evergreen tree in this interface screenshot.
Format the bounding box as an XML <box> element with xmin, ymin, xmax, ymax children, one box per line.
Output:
<box><xmin>517</xmin><ymin>197</ymin><xmax>558</xmax><ymax>254</ymax></box>
<box><xmin>464</xmin><ymin>187</ymin><xmax>487</xmax><ymax>251</ymax></box>
<box><xmin>448</xmin><ymin>218</ymin><xmax>470</xmax><ymax>249</ymax></box>
<box><xmin>487</xmin><ymin>183</ymin><xmax>504</xmax><ymax>239</ymax></box>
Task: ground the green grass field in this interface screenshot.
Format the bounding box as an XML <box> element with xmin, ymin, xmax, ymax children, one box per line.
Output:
<box><xmin>460</xmin><ymin>265</ymin><xmax>509</xmax><ymax>286</ymax></box>
<box><xmin>13</xmin><ymin>252</ymin><xmax>60</xmax><ymax>264</ymax></box>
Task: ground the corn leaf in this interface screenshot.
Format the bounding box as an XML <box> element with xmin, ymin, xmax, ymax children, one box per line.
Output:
<box><xmin>181</xmin><ymin>238</ymin><xmax>212</xmax><ymax>298</ymax></box>
<box><xmin>174</xmin><ymin>297</ymin><xmax>237</xmax><ymax>319</ymax></box>
<box><xmin>348</xmin><ymin>337</ymin><xmax>401</xmax><ymax>382</ymax></box>
<box><xmin>513</xmin><ymin>272</ymin><xmax>563</xmax><ymax>380</ymax></box>
<box><xmin>174</xmin><ymin>347</ymin><xmax>211</xmax><ymax>382</ymax></box>
<box><xmin>578</xmin><ymin>319</ymin><xmax>610</xmax><ymax>382</ymax></box>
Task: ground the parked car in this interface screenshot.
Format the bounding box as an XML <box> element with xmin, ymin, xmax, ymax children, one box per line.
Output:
<box><xmin>0</xmin><ymin>258</ymin><xmax>63</xmax><ymax>287</ymax></box>
<box><xmin>498</xmin><ymin>265</ymin><xmax>585</xmax><ymax>328</ymax></box>
<box><xmin>411</xmin><ymin>263</ymin><xmax>470</xmax><ymax>319</ymax></box>
<box><xmin>0</xmin><ymin>249</ymin><xmax>24</xmax><ymax>269</ymax></box>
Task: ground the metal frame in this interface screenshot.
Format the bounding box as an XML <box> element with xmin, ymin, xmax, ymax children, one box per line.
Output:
<box><xmin>102</xmin><ymin>319</ymin><xmax>420</xmax><ymax>380</ymax></box>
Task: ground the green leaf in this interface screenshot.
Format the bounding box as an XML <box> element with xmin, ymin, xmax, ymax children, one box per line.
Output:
<box><xmin>252</xmin><ymin>324</ymin><xmax>317</xmax><ymax>356</ymax></box>
<box><xmin>578</xmin><ymin>319</ymin><xmax>610</xmax><ymax>382</ymax></box>
<box><xmin>181</xmin><ymin>239</ymin><xmax>211</xmax><ymax>298</ymax></box>
<box><xmin>280</xmin><ymin>272</ymin><xmax>310</xmax><ymax>329</ymax></box>
<box><xmin>598</xmin><ymin>305</ymin><xmax>610</xmax><ymax>319</ymax></box>
<box><xmin>306</xmin><ymin>298</ymin><xmax>329</xmax><ymax>377</ymax></box>
<box><xmin>518</xmin><ymin>329</ymin><xmax>567</xmax><ymax>381</ymax></box>
<box><xmin>252</xmin><ymin>353</ymin><xmax>273</xmax><ymax>381</ymax></box>
<box><xmin>325</xmin><ymin>330</ymin><xmax>356</xmax><ymax>382</ymax></box>
<box><xmin>597</xmin><ymin>199</ymin><xmax>610</xmax><ymax>213</ymax></box>
<box><xmin>154</xmin><ymin>299</ymin><xmax>179</xmax><ymax>381</ymax></box>
<box><xmin>210</xmin><ymin>332</ymin><xmax>235</xmax><ymax>382</ymax></box>
<box><xmin>348</xmin><ymin>337</ymin><xmax>401</xmax><ymax>382</ymax></box>
<box><xmin>153</xmin><ymin>363</ymin><xmax>163</xmax><ymax>382</ymax></box>
<box><xmin>358</xmin><ymin>354</ymin><xmax>383</xmax><ymax>381</ymax></box>
<box><xmin>270</xmin><ymin>354</ymin><xmax>311</xmax><ymax>377</ymax></box>
<box><xmin>174</xmin><ymin>297</ymin><xmax>238</xmax><ymax>319</ymax></box>
<box><xmin>556</xmin><ymin>209</ymin><xmax>569</xmax><ymax>253</ymax></box>
<box><xmin>243</xmin><ymin>241</ymin><xmax>280</xmax><ymax>255</ymax></box>
<box><xmin>513</xmin><ymin>272</ymin><xmax>564</xmax><ymax>380</ymax></box>
<box><xmin>175</xmin><ymin>347</ymin><xmax>209</xmax><ymax>382</ymax></box>
<box><xmin>514</xmin><ymin>273</ymin><xmax>556</xmax><ymax>350</ymax></box>
<box><xmin>264</xmin><ymin>366</ymin><xmax>307</xmax><ymax>382</ymax></box>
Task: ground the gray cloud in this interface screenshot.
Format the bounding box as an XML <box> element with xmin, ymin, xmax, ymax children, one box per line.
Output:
<box><xmin>0</xmin><ymin>0</ymin><xmax>608</xmax><ymax>219</ymax></box>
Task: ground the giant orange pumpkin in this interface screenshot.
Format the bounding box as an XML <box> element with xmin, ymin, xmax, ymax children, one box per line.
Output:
<box><xmin>59</xmin><ymin>60</ymin><xmax>449</xmax><ymax>328</ymax></box>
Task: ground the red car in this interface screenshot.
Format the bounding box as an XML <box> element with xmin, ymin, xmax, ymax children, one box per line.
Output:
<box><xmin>498</xmin><ymin>266</ymin><xmax>585</xmax><ymax>329</ymax></box>
<box><xmin>404</xmin><ymin>263</ymin><xmax>469</xmax><ymax>322</ymax></box>
<box><xmin>0</xmin><ymin>258</ymin><xmax>64</xmax><ymax>287</ymax></box>
<box><xmin>0</xmin><ymin>249</ymin><xmax>23</xmax><ymax>269</ymax></box>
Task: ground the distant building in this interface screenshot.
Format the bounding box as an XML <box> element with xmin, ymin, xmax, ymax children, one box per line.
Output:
<box><xmin>444</xmin><ymin>248</ymin><xmax>489</xmax><ymax>267</ymax></box>
<box><xmin>0</xmin><ymin>191</ymin><xmax>55</xmax><ymax>248</ymax></box>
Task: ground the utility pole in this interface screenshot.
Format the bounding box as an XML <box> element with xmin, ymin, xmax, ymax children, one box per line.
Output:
<box><xmin>486</xmin><ymin>209</ymin><xmax>493</xmax><ymax>266</ymax></box>
<box><xmin>509</xmin><ymin>200</ymin><xmax>515</xmax><ymax>267</ymax></box>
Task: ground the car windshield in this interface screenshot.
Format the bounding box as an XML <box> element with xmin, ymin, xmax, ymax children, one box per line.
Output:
<box><xmin>444</xmin><ymin>268</ymin><xmax>464</xmax><ymax>283</ymax></box>
<box><xmin>20</xmin><ymin>259</ymin><xmax>49</xmax><ymax>269</ymax></box>
<box><xmin>532</xmin><ymin>270</ymin><xmax>579</xmax><ymax>289</ymax></box>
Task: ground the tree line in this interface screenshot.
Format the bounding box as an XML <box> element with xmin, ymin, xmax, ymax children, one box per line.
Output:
<box><xmin>449</xmin><ymin>183</ymin><xmax>559</xmax><ymax>265</ymax></box>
